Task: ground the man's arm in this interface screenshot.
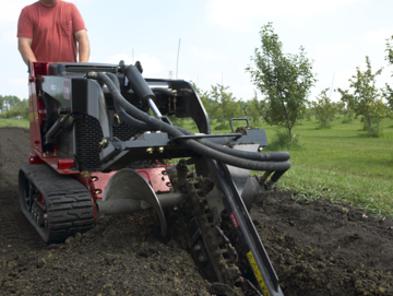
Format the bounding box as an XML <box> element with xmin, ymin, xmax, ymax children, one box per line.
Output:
<box><xmin>75</xmin><ymin>30</ymin><xmax>90</xmax><ymax>62</ymax></box>
<box><xmin>18</xmin><ymin>38</ymin><xmax>36</xmax><ymax>66</ymax></box>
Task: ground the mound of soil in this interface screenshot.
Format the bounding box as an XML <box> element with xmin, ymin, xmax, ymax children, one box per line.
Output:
<box><xmin>0</xmin><ymin>127</ymin><xmax>392</xmax><ymax>296</ymax></box>
<box><xmin>253</xmin><ymin>193</ymin><xmax>393</xmax><ymax>296</ymax></box>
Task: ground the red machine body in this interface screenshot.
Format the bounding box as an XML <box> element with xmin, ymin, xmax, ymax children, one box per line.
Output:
<box><xmin>27</xmin><ymin>62</ymin><xmax>172</xmax><ymax>220</ymax></box>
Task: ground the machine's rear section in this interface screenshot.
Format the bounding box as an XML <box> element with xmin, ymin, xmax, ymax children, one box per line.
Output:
<box><xmin>19</xmin><ymin>61</ymin><xmax>290</xmax><ymax>296</ymax></box>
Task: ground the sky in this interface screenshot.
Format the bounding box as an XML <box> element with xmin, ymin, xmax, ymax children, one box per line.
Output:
<box><xmin>1</xmin><ymin>0</ymin><xmax>392</xmax><ymax>101</ymax></box>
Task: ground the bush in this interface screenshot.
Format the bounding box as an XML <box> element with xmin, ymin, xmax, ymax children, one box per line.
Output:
<box><xmin>269</xmin><ymin>129</ymin><xmax>300</xmax><ymax>149</ymax></box>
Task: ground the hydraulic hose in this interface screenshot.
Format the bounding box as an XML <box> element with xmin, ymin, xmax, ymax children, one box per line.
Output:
<box><xmin>202</xmin><ymin>141</ymin><xmax>290</xmax><ymax>162</ymax></box>
<box><xmin>181</xmin><ymin>128</ymin><xmax>290</xmax><ymax>162</ymax></box>
<box><xmin>87</xmin><ymin>71</ymin><xmax>290</xmax><ymax>172</ymax></box>
<box><xmin>105</xmin><ymin>72</ymin><xmax>152</xmax><ymax>130</ymax></box>
<box><xmin>115</xmin><ymin>103</ymin><xmax>151</xmax><ymax>130</ymax></box>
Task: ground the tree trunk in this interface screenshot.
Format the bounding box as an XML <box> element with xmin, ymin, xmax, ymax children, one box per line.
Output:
<box><xmin>287</xmin><ymin>126</ymin><xmax>293</xmax><ymax>142</ymax></box>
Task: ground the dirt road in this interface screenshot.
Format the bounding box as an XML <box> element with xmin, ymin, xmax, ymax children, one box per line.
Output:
<box><xmin>0</xmin><ymin>127</ymin><xmax>392</xmax><ymax>296</ymax></box>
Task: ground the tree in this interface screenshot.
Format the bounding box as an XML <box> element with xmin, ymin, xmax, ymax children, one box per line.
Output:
<box><xmin>191</xmin><ymin>82</ymin><xmax>216</xmax><ymax>116</ymax></box>
<box><xmin>242</xmin><ymin>92</ymin><xmax>265</xmax><ymax>126</ymax></box>
<box><xmin>247</xmin><ymin>23</ymin><xmax>315</xmax><ymax>142</ymax></box>
<box><xmin>386</xmin><ymin>35</ymin><xmax>393</xmax><ymax>65</ymax></box>
<box><xmin>312</xmin><ymin>88</ymin><xmax>336</xmax><ymax>128</ymax></box>
<box><xmin>384</xmin><ymin>36</ymin><xmax>393</xmax><ymax>112</ymax></box>
<box><xmin>382</xmin><ymin>84</ymin><xmax>393</xmax><ymax>112</ymax></box>
<box><xmin>0</xmin><ymin>95</ymin><xmax>21</xmax><ymax>114</ymax></box>
<box><xmin>209</xmin><ymin>84</ymin><xmax>241</xmax><ymax>129</ymax></box>
<box><xmin>338</xmin><ymin>56</ymin><xmax>388</xmax><ymax>137</ymax></box>
<box><xmin>191</xmin><ymin>83</ymin><xmax>242</xmax><ymax>130</ymax></box>
<box><xmin>4</xmin><ymin>99</ymin><xmax>29</xmax><ymax>119</ymax></box>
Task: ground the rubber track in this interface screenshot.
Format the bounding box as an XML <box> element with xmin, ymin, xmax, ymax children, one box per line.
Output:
<box><xmin>20</xmin><ymin>164</ymin><xmax>95</xmax><ymax>244</ymax></box>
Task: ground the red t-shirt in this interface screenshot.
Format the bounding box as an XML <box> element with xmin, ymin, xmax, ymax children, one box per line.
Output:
<box><xmin>17</xmin><ymin>1</ymin><xmax>86</xmax><ymax>62</ymax></box>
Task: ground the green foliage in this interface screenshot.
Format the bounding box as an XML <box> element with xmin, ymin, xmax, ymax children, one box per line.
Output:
<box><xmin>386</xmin><ymin>35</ymin><xmax>393</xmax><ymax>65</ymax></box>
<box><xmin>247</xmin><ymin>23</ymin><xmax>315</xmax><ymax>141</ymax></box>
<box><xmin>194</xmin><ymin>84</ymin><xmax>243</xmax><ymax>130</ymax></box>
<box><xmin>241</xmin><ymin>93</ymin><xmax>265</xmax><ymax>126</ymax></box>
<box><xmin>383</xmin><ymin>84</ymin><xmax>393</xmax><ymax>111</ymax></box>
<box><xmin>336</xmin><ymin>100</ymin><xmax>355</xmax><ymax>123</ymax></box>
<box><xmin>338</xmin><ymin>56</ymin><xmax>388</xmax><ymax>137</ymax></box>
<box><xmin>312</xmin><ymin>88</ymin><xmax>336</xmax><ymax>128</ymax></box>
<box><xmin>209</xmin><ymin>84</ymin><xmax>242</xmax><ymax>127</ymax></box>
<box><xmin>303</xmin><ymin>101</ymin><xmax>314</xmax><ymax>121</ymax></box>
<box><xmin>383</xmin><ymin>36</ymin><xmax>393</xmax><ymax>117</ymax></box>
<box><xmin>268</xmin><ymin>129</ymin><xmax>300</xmax><ymax>150</ymax></box>
<box><xmin>0</xmin><ymin>95</ymin><xmax>29</xmax><ymax>119</ymax></box>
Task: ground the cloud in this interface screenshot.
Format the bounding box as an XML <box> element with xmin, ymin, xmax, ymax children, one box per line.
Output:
<box><xmin>206</xmin><ymin>0</ymin><xmax>362</xmax><ymax>31</ymax></box>
<box><xmin>189</xmin><ymin>46</ymin><xmax>227</xmax><ymax>62</ymax></box>
<box><xmin>365</xmin><ymin>28</ymin><xmax>392</xmax><ymax>44</ymax></box>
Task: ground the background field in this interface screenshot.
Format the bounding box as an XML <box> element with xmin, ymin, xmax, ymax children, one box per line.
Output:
<box><xmin>2</xmin><ymin>116</ymin><xmax>392</xmax><ymax>215</ymax></box>
<box><xmin>0</xmin><ymin>118</ymin><xmax>28</xmax><ymax>128</ymax></box>
<box><xmin>263</xmin><ymin>117</ymin><xmax>393</xmax><ymax>216</ymax></box>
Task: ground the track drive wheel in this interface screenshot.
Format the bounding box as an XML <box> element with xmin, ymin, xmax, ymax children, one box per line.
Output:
<box><xmin>18</xmin><ymin>164</ymin><xmax>95</xmax><ymax>244</ymax></box>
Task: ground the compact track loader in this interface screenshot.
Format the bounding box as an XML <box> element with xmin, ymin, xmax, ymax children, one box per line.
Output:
<box><xmin>19</xmin><ymin>61</ymin><xmax>290</xmax><ymax>295</ymax></box>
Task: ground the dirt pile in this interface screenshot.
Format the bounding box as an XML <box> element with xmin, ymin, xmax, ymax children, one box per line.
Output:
<box><xmin>0</xmin><ymin>127</ymin><xmax>392</xmax><ymax>296</ymax></box>
<box><xmin>253</xmin><ymin>192</ymin><xmax>393</xmax><ymax>296</ymax></box>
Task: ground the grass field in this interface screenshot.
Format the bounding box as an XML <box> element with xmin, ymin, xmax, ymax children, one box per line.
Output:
<box><xmin>0</xmin><ymin>118</ymin><xmax>29</xmax><ymax>128</ymax></box>
<box><xmin>1</xmin><ymin>116</ymin><xmax>392</xmax><ymax>215</ymax></box>
<box><xmin>263</xmin><ymin>117</ymin><xmax>393</xmax><ymax>216</ymax></box>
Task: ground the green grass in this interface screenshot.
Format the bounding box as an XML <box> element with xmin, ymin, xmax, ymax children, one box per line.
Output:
<box><xmin>0</xmin><ymin>118</ymin><xmax>29</xmax><ymax>128</ymax></box>
<box><xmin>263</xmin><ymin>117</ymin><xmax>393</xmax><ymax>216</ymax></box>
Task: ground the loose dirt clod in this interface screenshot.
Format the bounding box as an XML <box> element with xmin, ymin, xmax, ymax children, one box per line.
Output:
<box><xmin>0</xmin><ymin>127</ymin><xmax>392</xmax><ymax>296</ymax></box>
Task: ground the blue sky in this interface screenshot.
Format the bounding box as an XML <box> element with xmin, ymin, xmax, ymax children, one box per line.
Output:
<box><xmin>1</xmin><ymin>0</ymin><xmax>392</xmax><ymax>101</ymax></box>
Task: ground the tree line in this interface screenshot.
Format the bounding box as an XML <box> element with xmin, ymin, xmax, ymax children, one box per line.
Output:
<box><xmin>197</xmin><ymin>23</ymin><xmax>393</xmax><ymax>140</ymax></box>
<box><xmin>0</xmin><ymin>95</ymin><xmax>28</xmax><ymax>119</ymax></box>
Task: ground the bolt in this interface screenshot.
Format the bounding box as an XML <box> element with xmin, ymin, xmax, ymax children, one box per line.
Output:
<box><xmin>99</xmin><ymin>138</ymin><xmax>109</xmax><ymax>148</ymax></box>
<box><xmin>114</xmin><ymin>114</ymin><xmax>121</xmax><ymax>125</ymax></box>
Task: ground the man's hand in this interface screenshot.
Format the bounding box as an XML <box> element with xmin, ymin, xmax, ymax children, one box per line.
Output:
<box><xmin>18</xmin><ymin>38</ymin><xmax>37</xmax><ymax>66</ymax></box>
<box><xmin>75</xmin><ymin>29</ymin><xmax>90</xmax><ymax>62</ymax></box>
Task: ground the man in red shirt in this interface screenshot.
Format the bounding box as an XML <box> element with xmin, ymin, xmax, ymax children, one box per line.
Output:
<box><xmin>17</xmin><ymin>0</ymin><xmax>90</xmax><ymax>65</ymax></box>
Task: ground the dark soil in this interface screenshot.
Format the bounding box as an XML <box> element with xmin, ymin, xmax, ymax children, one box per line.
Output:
<box><xmin>253</xmin><ymin>193</ymin><xmax>393</xmax><ymax>296</ymax></box>
<box><xmin>0</xmin><ymin>127</ymin><xmax>392</xmax><ymax>296</ymax></box>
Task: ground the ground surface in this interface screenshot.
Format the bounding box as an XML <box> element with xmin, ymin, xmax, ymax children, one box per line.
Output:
<box><xmin>0</xmin><ymin>127</ymin><xmax>392</xmax><ymax>296</ymax></box>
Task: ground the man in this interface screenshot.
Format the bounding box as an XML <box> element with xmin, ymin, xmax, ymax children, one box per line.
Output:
<box><xmin>17</xmin><ymin>0</ymin><xmax>90</xmax><ymax>65</ymax></box>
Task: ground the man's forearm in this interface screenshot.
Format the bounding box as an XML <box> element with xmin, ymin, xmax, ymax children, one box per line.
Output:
<box><xmin>78</xmin><ymin>36</ymin><xmax>90</xmax><ymax>62</ymax></box>
<box><xmin>18</xmin><ymin>42</ymin><xmax>37</xmax><ymax>66</ymax></box>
